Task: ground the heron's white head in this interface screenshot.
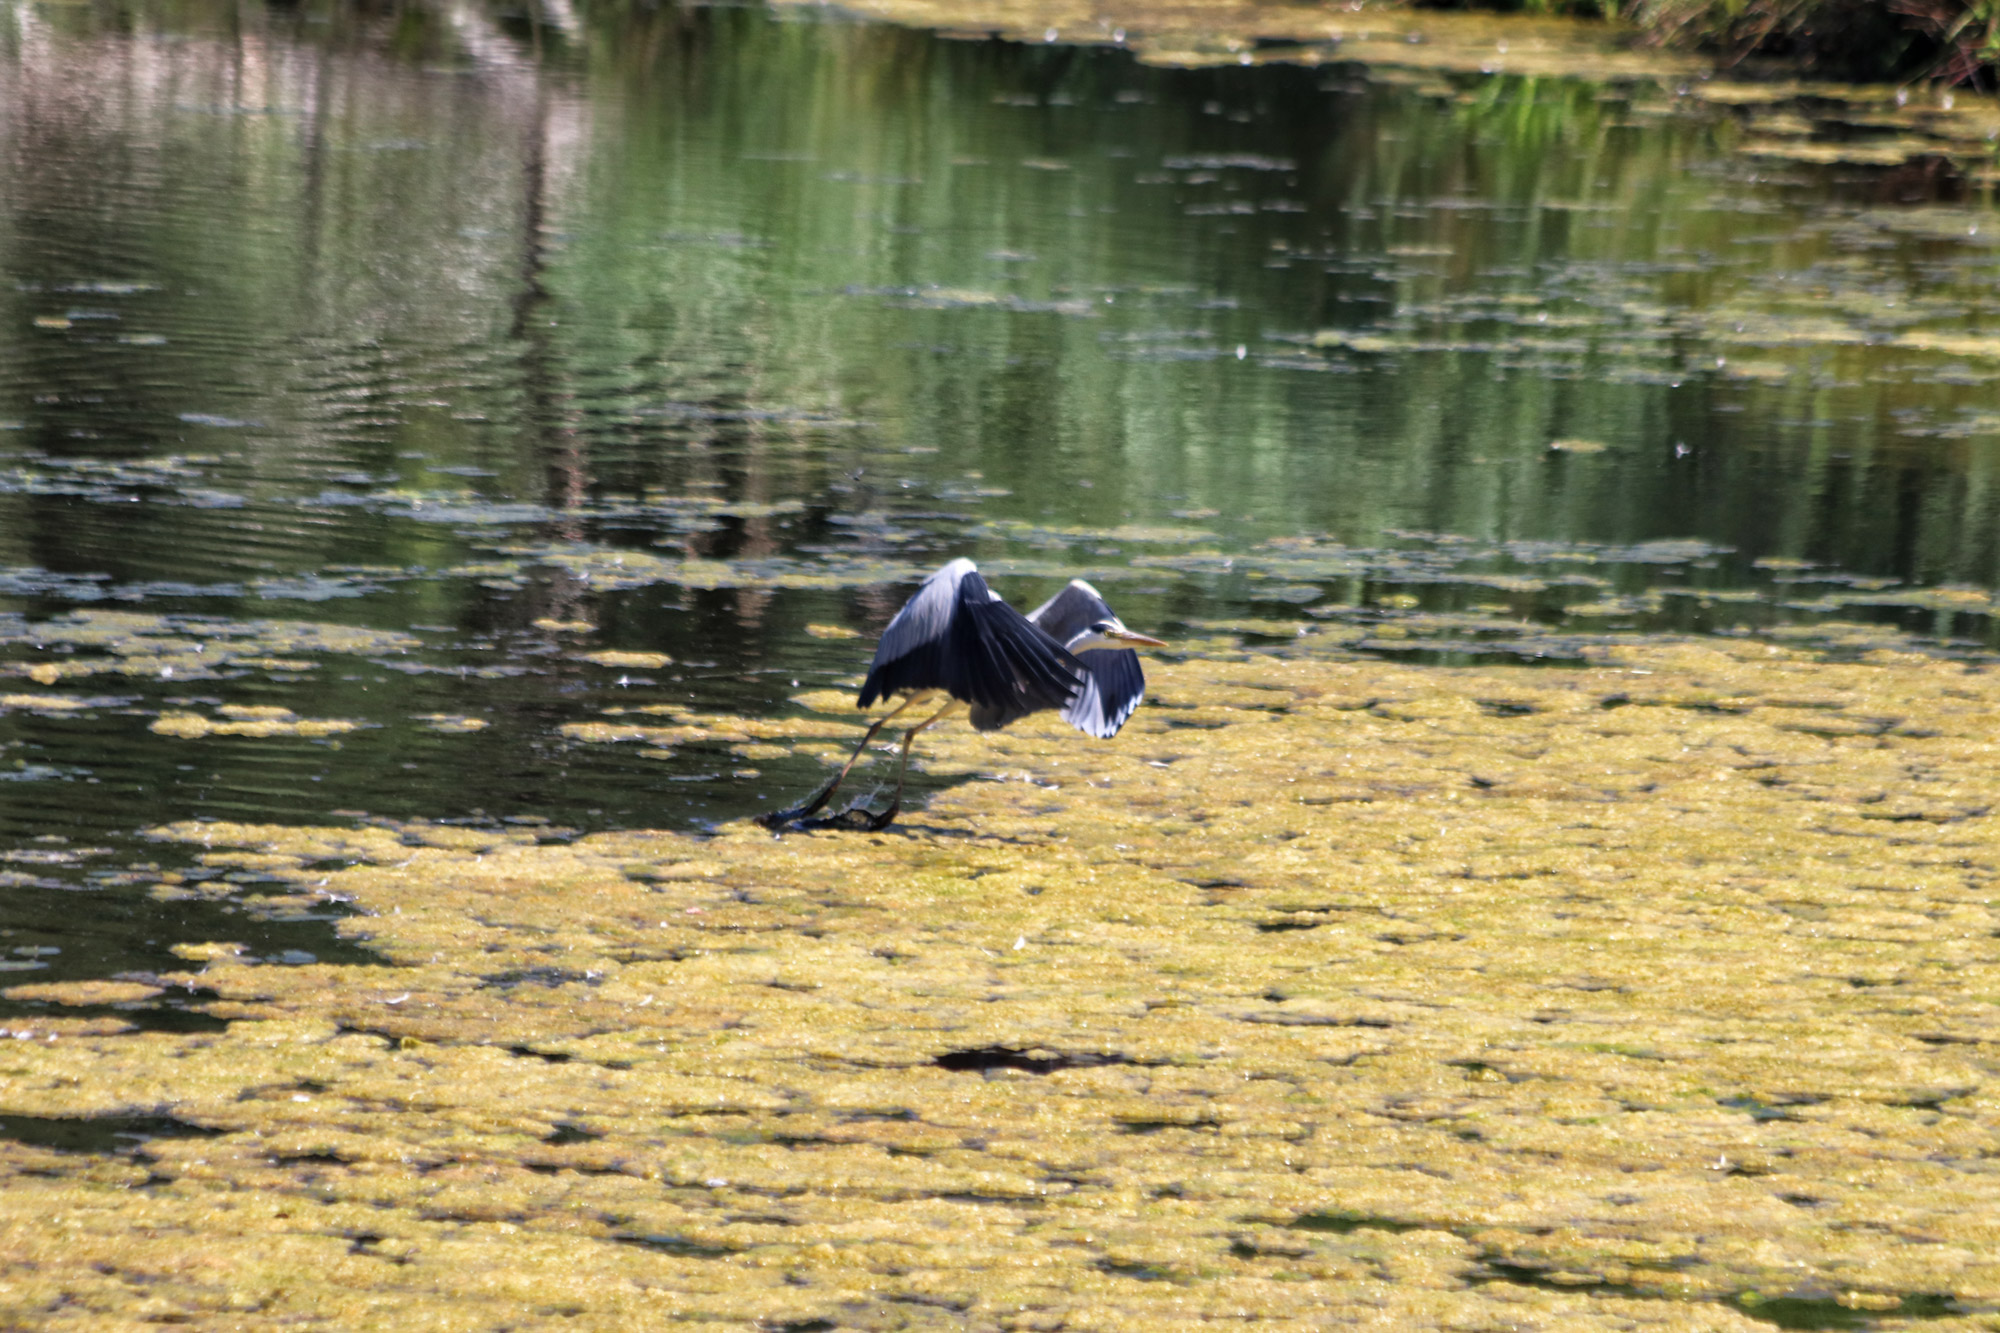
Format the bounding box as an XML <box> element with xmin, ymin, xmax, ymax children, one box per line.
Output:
<box><xmin>1065</xmin><ymin>618</ymin><xmax>1167</xmax><ymax>654</ymax></box>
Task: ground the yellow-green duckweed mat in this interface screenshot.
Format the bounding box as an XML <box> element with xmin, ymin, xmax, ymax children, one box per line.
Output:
<box><xmin>3</xmin><ymin>643</ymin><xmax>1998</xmax><ymax>1330</ymax></box>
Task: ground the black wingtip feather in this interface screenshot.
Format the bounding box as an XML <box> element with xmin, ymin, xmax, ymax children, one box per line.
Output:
<box><xmin>1065</xmin><ymin>647</ymin><xmax>1145</xmax><ymax>738</ymax></box>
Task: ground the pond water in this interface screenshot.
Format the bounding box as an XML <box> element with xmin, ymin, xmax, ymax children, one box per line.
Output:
<box><xmin>3</xmin><ymin>0</ymin><xmax>2000</xmax><ymax>993</ymax></box>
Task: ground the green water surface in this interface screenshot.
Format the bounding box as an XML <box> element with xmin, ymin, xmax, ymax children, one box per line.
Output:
<box><xmin>2</xmin><ymin>0</ymin><xmax>1999</xmax><ymax>985</ymax></box>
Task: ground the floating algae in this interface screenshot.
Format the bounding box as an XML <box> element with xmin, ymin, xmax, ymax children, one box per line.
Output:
<box><xmin>150</xmin><ymin>706</ymin><xmax>362</xmax><ymax>740</ymax></box>
<box><xmin>491</xmin><ymin>547</ymin><xmax>924</xmax><ymax>594</ymax></box>
<box><xmin>3</xmin><ymin>980</ymin><xmax>165</xmax><ymax>1007</ymax></box>
<box><xmin>0</xmin><ymin>611</ymin><xmax>420</xmax><ymax>684</ymax></box>
<box><xmin>575</xmin><ymin>651</ymin><xmax>674</xmax><ymax>670</ymax></box>
<box><xmin>3</xmin><ymin>642</ymin><xmax>1998</xmax><ymax>1327</ymax></box>
<box><xmin>563</xmin><ymin>708</ymin><xmax>867</xmax><ymax>756</ymax></box>
<box><xmin>0</xmin><ymin>693</ymin><xmax>99</xmax><ymax>715</ymax></box>
<box><xmin>416</xmin><ymin>713</ymin><xmax>490</xmax><ymax>734</ymax></box>
<box><xmin>972</xmin><ymin>519</ymin><xmax>1221</xmax><ymax>547</ymax></box>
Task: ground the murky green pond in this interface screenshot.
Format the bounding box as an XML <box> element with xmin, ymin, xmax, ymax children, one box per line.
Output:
<box><xmin>4</xmin><ymin>0</ymin><xmax>2000</xmax><ymax>991</ymax></box>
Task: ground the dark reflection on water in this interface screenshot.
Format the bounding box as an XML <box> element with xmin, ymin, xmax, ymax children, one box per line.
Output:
<box><xmin>3</xmin><ymin>0</ymin><xmax>2000</xmax><ymax>977</ymax></box>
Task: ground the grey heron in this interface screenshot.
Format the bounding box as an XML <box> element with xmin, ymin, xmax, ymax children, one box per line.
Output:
<box><xmin>760</xmin><ymin>557</ymin><xmax>1166</xmax><ymax>831</ymax></box>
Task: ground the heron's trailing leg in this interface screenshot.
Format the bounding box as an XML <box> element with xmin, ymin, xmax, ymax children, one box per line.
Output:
<box><xmin>759</xmin><ymin>693</ymin><xmax>932</xmax><ymax>829</ymax></box>
<box><xmin>844</xmin><ymin>699</ymin><xmax>960</xmax><ymax>831</ymax></box>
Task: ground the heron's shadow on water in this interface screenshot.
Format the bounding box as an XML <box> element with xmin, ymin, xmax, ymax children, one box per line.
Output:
<box><xmin>759</xmin><ymin>811</ymin><xmax>1049</xmax><ymax>847</ymax></box>
<box><xmin>754</xmin><ymin>777</ymin><xmax>1057</xmax><ymax>847</ymax></box>
<box><xmin>754</xmin><ymin>770</ymin><xmax>966</xmax><ymax>836</ymax></box>
<box><xmin>772</xmin><ymin>820</ymin><xmax>1054</xmax><ymax>848</ymax></box>
<box><xmin>761</xmin><ymin>805</ymin><xmax>894</xmax><ymax>834</ymax></box>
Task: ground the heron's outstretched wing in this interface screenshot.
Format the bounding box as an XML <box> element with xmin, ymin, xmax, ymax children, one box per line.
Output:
<box><xmin>1025</xmin><ymin>579</ymin><xmax>1115</xmax><ymax>647</ymax></box>
<box><xmin>860</xmin><ymin>558</ymin><xmax>971</xmax><ymax>702</ymax></box>
<box><xmin>1061</xmin><ymin>648</ymin><xmax>1147</xmax><ymax>739</ymax></box>
<box><xmin>860</xmin><ymin>559</ymin><xmax>1082</xmax><ymax>722</ymax></box>
<box><xmin>1023</xmin><ymin>578</ymin><xmax>1151</xmax><ymax>737</ymax></box>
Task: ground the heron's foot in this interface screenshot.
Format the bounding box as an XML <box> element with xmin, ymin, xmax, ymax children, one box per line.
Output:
<box><xmin>756</xmin><ymin>774</ymin><xmax>844</xmax><ymax>830</ymax></box>
<box><xmin>761</xmin><ymin>793</ymin><xmax>901</xmax><ymax>833</ymax></box>
<box><xmin>845</xmin><ymin>797</ymin><xmax>900</xmax><ymax>832</ymax></box>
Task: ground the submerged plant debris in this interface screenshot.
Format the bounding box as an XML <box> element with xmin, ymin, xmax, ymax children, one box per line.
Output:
<box><xmin>3</xmin><ymin>641</ymin><xmax>1997</xmax><ymax>1328</ymax></box>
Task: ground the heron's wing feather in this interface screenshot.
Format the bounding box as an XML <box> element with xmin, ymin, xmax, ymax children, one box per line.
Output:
<box><xmin>952</xmin><ymin>574</ymin><xmax>1083</xmax><ymax>717</ymax></box>
<box><xmin>859</xmin><ymin>560</ymin><xmax>978</xmax><ymax>706</ymax></box>
<box><xmin>1061</xmin><ymin>648</ymin><xmax>1146</xmax><ymax>738</ymax></box>
<box><xmin>1025</xmin><ymin>579</ymin><xmax>1114</xmax><ymax>646</ymax></box>
<box><xmin>860</xmin><ymin>558</ymin><xmax>968</xmax><ymax>695</ymax></box>
<box><xmin>859</xmin><ymin>561</ymin><xmax>1082</xmax><ymax>716</ymax></box>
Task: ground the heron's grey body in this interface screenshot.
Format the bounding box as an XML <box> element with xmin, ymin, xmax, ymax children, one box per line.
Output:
<box><xmin>761</xmin><ymin>557</ymin><xmax>1164</xmax><ymax>831</ymax></box>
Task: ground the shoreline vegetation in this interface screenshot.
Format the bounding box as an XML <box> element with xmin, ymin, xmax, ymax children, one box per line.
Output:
<box><xmin>796</xmin><ymin>0</ymin><xmax>2000</xmax><ymax>180</ymax></box>
<box><xmin>1425</xmin><ymin>0</ymin><xmax>2000</xmax><ymax>86</ymax></box>
<box><xmin>790</xmin><ymin>0</ymin><xmax>2000</xmax><ymax>92</ymax></box>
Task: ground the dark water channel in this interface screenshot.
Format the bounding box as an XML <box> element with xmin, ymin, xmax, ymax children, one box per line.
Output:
<box><xmin>4</xmin><ymin>0</ymin><xmax>2000</xmax><ymax>993</ymax></box>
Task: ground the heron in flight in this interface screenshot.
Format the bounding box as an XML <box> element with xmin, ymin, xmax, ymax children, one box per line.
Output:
<box><xmin>761</xmin><ymin>557</ymin><xmax>1166</xmax><ymax>831</ymax></box>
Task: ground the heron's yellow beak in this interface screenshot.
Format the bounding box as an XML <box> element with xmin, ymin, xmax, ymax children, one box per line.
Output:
<box><xmin>1104</xmin><ymin>628</ymin><xmax>1167</xmax><ymax>648</ymax></box>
